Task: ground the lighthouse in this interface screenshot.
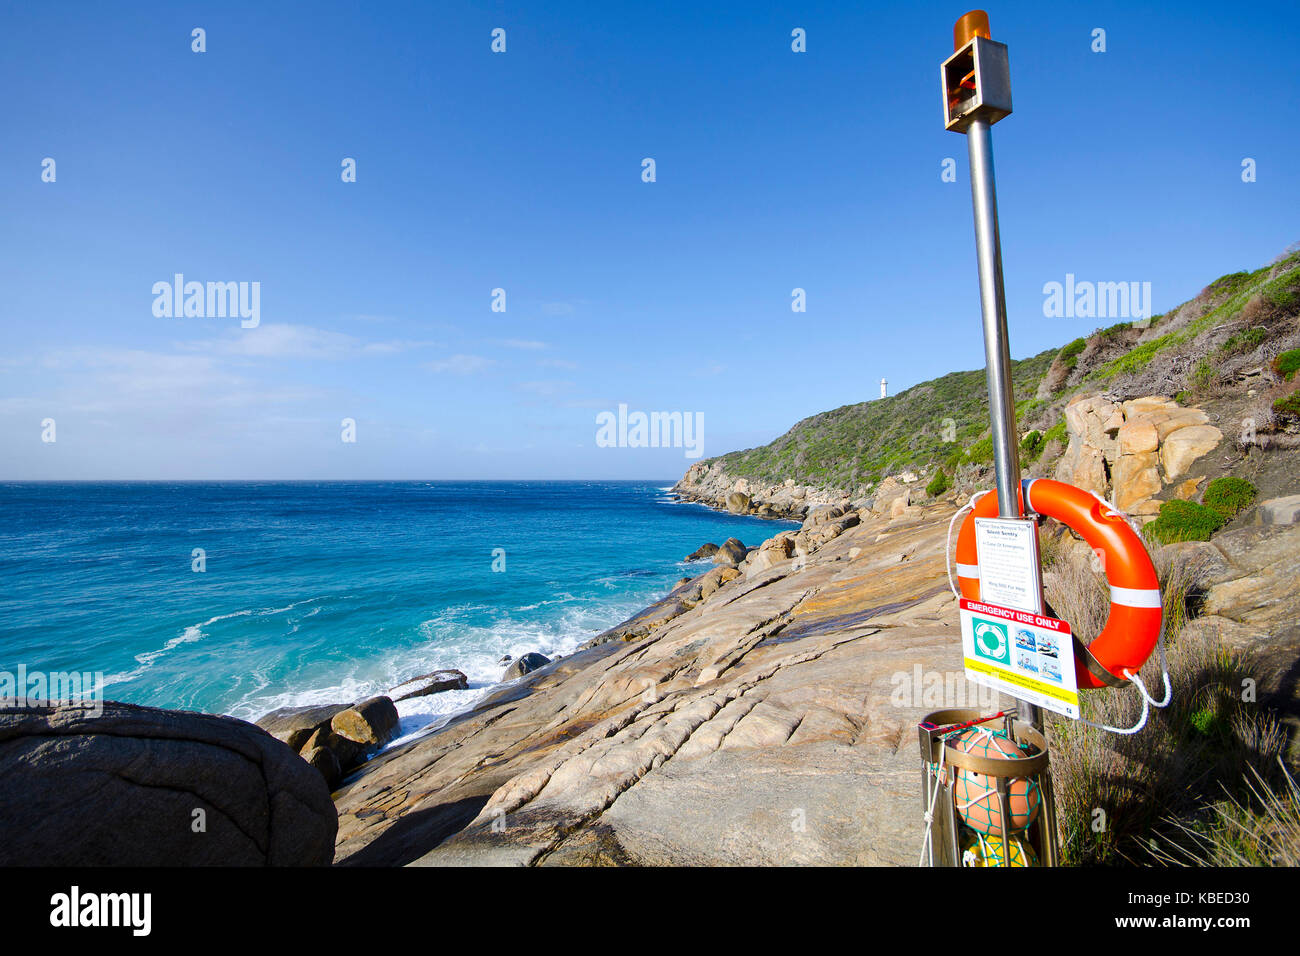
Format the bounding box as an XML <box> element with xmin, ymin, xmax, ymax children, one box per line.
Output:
<box><xmin>880</xmin><ymin>378</ymin><xmax>888</xmax><ymax>399</ymax></box>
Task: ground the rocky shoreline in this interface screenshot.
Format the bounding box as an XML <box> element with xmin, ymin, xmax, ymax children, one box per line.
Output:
<box><xmin>248</xmin><ymin>485</ymin><xmax>864</xmax><ymax>795</ymax></box>
<box><xmin>328</xmin><ymin>495</ymin><xmax>958</xmax><ymax>865</ymax></box>
<box><xmin>4</xmin><ymin>387</ymin><xmax>1298</xmax><ymax>866</ymax></box>
<box><xmin>251</xmin><ymin>658</ymin><xmax>556</xmax><ymax>790</ymax></box>
<box><xmin>673</xmin><ymin>458</ymin><xmax>936</xmax><ymax>525</ymax></box>
<box><xmin>260</xmin><ymin>385</ymin><xmax>1252</xmax><ymax>797</ymax></box>
<box><xmin>671</xmin><ymin>461</ymin><xmax>858</xmax><ymax>519</ymax></box>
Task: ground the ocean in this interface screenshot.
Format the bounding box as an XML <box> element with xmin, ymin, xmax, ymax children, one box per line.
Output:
<box><xmin>0</xmin><ymin>481</ymin><xmax>793</xmax><ymax>742</ymax></box>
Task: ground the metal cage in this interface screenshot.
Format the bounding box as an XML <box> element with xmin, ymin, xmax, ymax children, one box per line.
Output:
<box><xmin>918</xmin><ymin>709</ymin><xmax>1060</xmax><ymax>867</ymax></box>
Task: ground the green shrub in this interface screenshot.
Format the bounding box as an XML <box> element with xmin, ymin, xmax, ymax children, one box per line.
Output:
<box><xmin>1218</xmin><ymin>326</ymin><xmax>1268</xmax><ymax>357</ymax></box>
<box><xmin>1043</xmin><ymin>420</ymin><xmax>1067</xmax><ymax>446</ymax></box>
<box><xmin>1202</xmin><ymin>476</ymin><xmax>1257</xmax><ymax>520</ymax></box>
<box><xmin>1020</xmin><ymin>429</ymin><xmax>1044</xmax><ymax>461</ymax></box>
<box><xmin>1015</xmin><ymin>396</ymin><xmax>1047</xmax><ymax>427</ymax></box>
<box><xmin>964</xmin><ymin>436</ymin><xmax>994</xmax><ymax>464</ymax></box>
<box><xmin>1190</xmin><ymin>358</ymin><xmax>1217</xmax><ymax>389</ymax></box>
<box><xmin>1145</xmin><ymin>500</ymin><xmax>1227</xmax><ymax>544</ymax></box>
<box><xmin>1273</xmin><ymin>391</ymin><xmax>1300</xmax><ymax>417</ymax></box>
<box><xmin>1274</xmin><ymin>349</ymin><xmax>1300</xmax><ymax>380</ymax></box>
<box><xmin>1097</xmin><ymin>332</ymin><xmax>1175</xmax><ymax>378</ymax></box>
<box><xmin>925</xmin><ymin>469</ymin><xmax>949</xmax><ymax>498</ymax></box>
<box><xmin>1259</xmin><ymin>267</ymin><xmax>1300</xmax><ymax>314</ymax></box>
<box><xmin>1059</xmin><ymin>337</ymin><xmax>1087</xmax><ymax>369</ymax></box>
<box><xmin>1188</xmin><ymin>707</ymin><xmax>1224</xmax><ymax>739</ymax></box>
<box><xmin>1206</xmin><ymin>271</ymin><xmax>1251</xmax><ymax>297</ymax></box>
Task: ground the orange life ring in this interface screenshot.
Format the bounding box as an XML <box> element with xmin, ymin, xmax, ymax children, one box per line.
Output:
<box><xmin>955</xmin><ymin>479</ymin><xmax>1162</xmax><ymax>690</ymax></box>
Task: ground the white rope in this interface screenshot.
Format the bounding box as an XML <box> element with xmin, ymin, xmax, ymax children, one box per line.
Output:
<box><xmin>1079</xmin><ymin>684</ymin><xmax>1151</xmax><ymax>735</ymax></box>
<box><xmin>945</xmin><ymin>491</ymin><xmax>989</xmax><ymax>597</ymax></box>
<box><xmin>1077</xmin><ymin>631</ymin><xmax>1172</xmax><ymax>734</ymax></box>
<box><xmin>918</xmin><ymin>739</ymin><xmax>948</xmax><ymax>867</ymax></box>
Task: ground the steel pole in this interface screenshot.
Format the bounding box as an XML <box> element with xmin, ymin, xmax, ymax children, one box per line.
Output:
<box><xmin>965</xmin><ymin>118</ymin><xmax>1043</xmax><ymax>733</ymax></box>
<box><xmin>967</xmin><ymin>115</ymin><xmax>1060</xmax><ymax>864</ymax></box>
<box><xmin>965</xmin><ymin>117</ymin><xmax>1022</xmax><ymax>523</ymax></box>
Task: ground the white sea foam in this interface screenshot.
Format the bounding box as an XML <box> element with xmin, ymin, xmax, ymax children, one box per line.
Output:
<box><xmin>103</xmin><ymin>599</ymin><xmax>326</xmax><ymax>690</ymax></box>
<box><xmin>222</xmin><ymin>592</ymin><xmax>658</xmax><ymax>746</ymax></box>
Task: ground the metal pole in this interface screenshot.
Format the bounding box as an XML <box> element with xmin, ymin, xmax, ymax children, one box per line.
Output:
<box><xmin>966</xmin><ymin>111</ymin><xmax>1061</xmax><ymax>866</ymax></box>
<box><xmin>965</xmin><ymin>117</ymin><xmax>1023</xmax><ymax>526</ymax></box>
<box><xmin>965</xmin><ymin>117</ymin><xmax>1040</xmax><ymax>734</ymax></box>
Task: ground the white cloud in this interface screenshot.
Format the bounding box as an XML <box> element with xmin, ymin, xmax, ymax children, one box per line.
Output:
<box><xmin>180</xmin><ymin>323</ymin><xmax>437</xmax><ymax>360</ymax></box>
<box><xmin>426</xmin><ymin>353</ymin><xmax>495</xmax><ymax>375</ymax></box>
<box><xmin>0</xmin><ymin>346</ymin><xmax>328</xmax><ymax>420</ymax></box>
<box><xmin>515</xmin><ymin>380</ymin><xmax>574</xmax><ymax>397</ymax></box>
<box><xmin>495</xmin><ymin>338</ymin><xmax>549</xmax><ymax>351</ymax></box>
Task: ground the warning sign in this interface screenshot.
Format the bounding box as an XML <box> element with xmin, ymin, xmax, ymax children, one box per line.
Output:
<box><xmin>959</xmin><ymin>597</ymin><xmax>1079</xmax><ymax>719</ymax></box>
<box><xmin>973</xmin><ymin>516</ymin><xmax>1042</xmax><ymax>613</ymax></box>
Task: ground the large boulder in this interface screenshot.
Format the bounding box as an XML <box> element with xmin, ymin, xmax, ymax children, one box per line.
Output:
<box><xmin>1258</xmin><ymin>495</ymin><xmax>1300</xmax><ymax>526</ymax></box>
<box><xmin>331</xmin><ymin>696</ymin><xmax>400</xmax><ymax>749</ymax></box>
<box><xmin>685</xmin><ymin>542</ymin><xmax>720</xmax><ymax>561</ymax></box>
<box><xmin>697</xmin><ymin>565</ymin><xmax>741</xmax><ymax>600</ymax></box>
<box><xmin>1116</xmin><ymin>418</ymin><xmax>1159</xmax><ymax>455</ymax></box>
<box><xmin>746</xmin><ymin>535</ymin><xmax>795</xmax><ymax>576</ymax></box>
<box><xmin>802</xmin><ymin>505</ymin><xmax>844</xmax><ymax>529</ymax></box>
<box><xmin>713</xmin><ymin>538</ymin><xmax>749</xmax><ymax>567</ymax></box>
<box><xmin>1160</xmin><ymin>424</ymin><xmax>1223</xmax><ymax>479</ymax></box>
<box><xmin>389</xmin><ymin>670</ymin><xmax>469</xmax><ymax>702</ymax></box>
<box><xmin>725</xmin><ymin>492</ymin><xmax>751</xmax><ymax>514</ymax></box>
<box><xmin>1111</xmin><ymin>450</ymin><xmax>1162</xmax><ymax>511</ymax></box>
<box><xmin>870</xmin><ymin>477</ymin><xmax>908</xmax><ymax>515</ymax></box>
<box><xmin>0</xmin><ymin>701</ymin><xmax>336</xmax><ymax>865</ymax></box>
<box><xmin>1054</xmin><ymin>393</ymin><xmax>1223</xmax><ymax>510</ymax></box>
<box><xmin>303</xmin><ymin>745</ymin><xmax>343</xmax><ymax>789</ymax></box>
<box><xmin>502</xmin><ymin>652</ymin><xmax>552</xmax><ymax>681</ymax></box>
<box><xmin>320</xmin><ymin>729</ymin><xmax>370</xmax><ymax>772</ymax></box>
<box><xmin>1053</xmin><ymin>395</ymin><xmax>1119</xmax><ymax>496</ymax></box>
<box><xmin>255</xmin><ymin>702</ymin><xmax>349</xmax><ymax>752</ymax></box>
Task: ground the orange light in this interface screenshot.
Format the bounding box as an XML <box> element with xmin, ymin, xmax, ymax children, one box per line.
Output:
<box><xmin>954</xmin><ymin>10</ymin><xmax>991</xmax><ymax>51</ymax></box>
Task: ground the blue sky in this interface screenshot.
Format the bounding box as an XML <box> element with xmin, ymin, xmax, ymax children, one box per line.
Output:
<box><xmin>1</xmin><ymin>1</ymin><xmax>1295</xmax><ymax>480</ymax></box>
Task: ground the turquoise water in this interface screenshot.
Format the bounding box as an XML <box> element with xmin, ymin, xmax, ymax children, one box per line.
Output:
<box><xmin>0</xmin><ymin>481</ymin><xmax>792</xmax><ymax>734</ymax></box>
